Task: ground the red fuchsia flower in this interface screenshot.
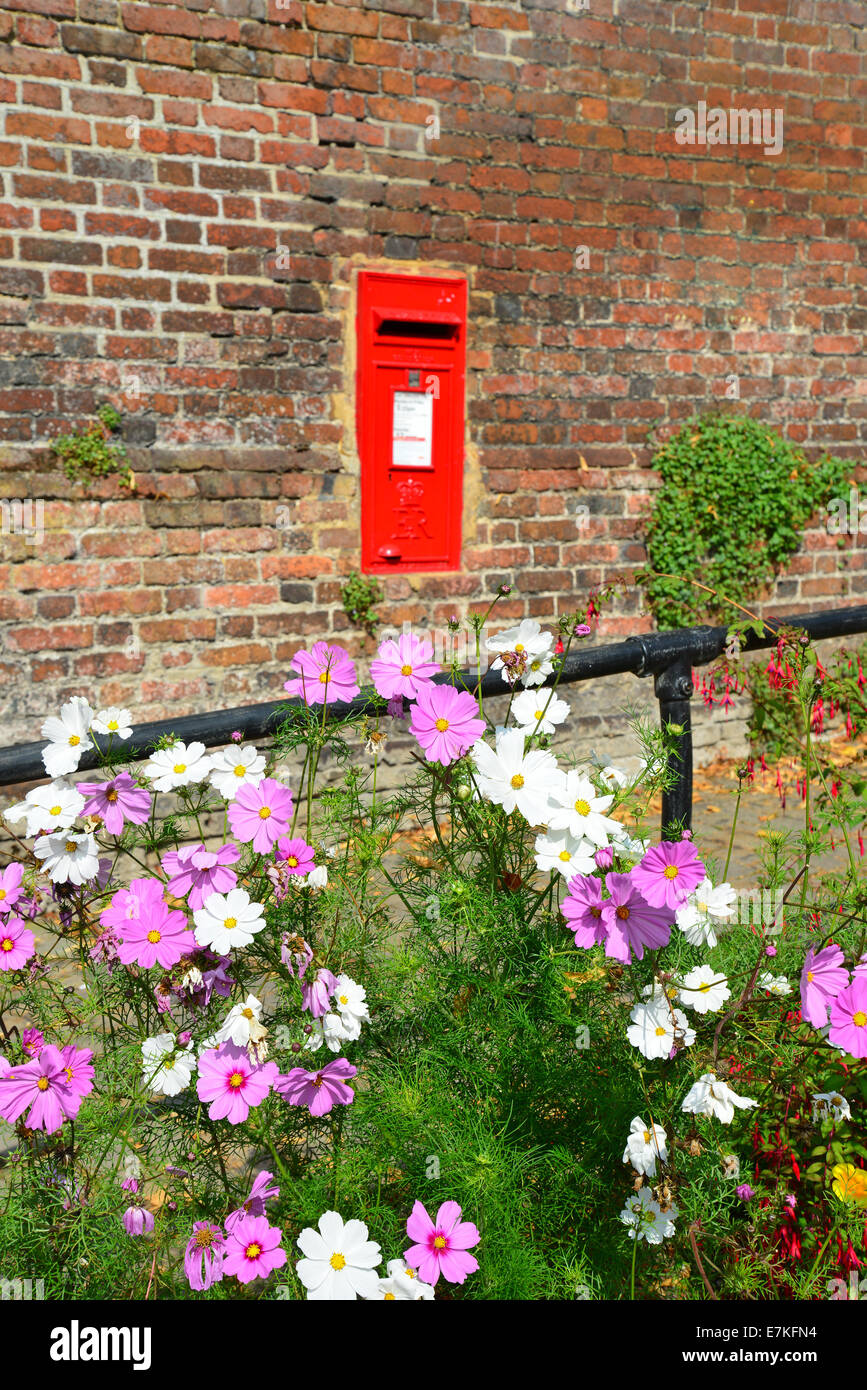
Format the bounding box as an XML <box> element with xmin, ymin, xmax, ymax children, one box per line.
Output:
<box><xmin>302</xmin><ymin>967</ymin><xmax>337</xmax><ymax>1018</ymax></box>
<box><xmin>631</xmin><ymin>840</ymin><xmax>705</xmax><ymax>912</ymax></box>
<box><xmin>0</xmin><ymin>917</ymin><xmax>35</xmax><ymax>972</ymax></box>
<box><xmin>800</xmin><ymin>943</ymin><xmax>849</xmax><ymax>1028</ymax></box>
<box><xmin>561</xmin><ymin>875</ymin><xmax>608</xmax><ymax>949</ymax></box>
<box><xmin>184</xmin><ymin>1221</ymin><xmax>227</xmax><ymax>1291</ymax></box>
<box><xmin>829</xmin><ymin>977</ymin><xmax>867</xmax><ymax>1059</ymax></box>
<box><xmin>0</xmin><ymin>862</ymin><xmax>24</xmax><ymax>916</ymax></box>
<box><xmin>274</xmin><ymin>1057</ymin><xmax>357</xmax><ymax>1117</ymax></box>
<box><xmin>284</xmin><ymin>641</ymin><xmax>360</xmax><ymax>706</ymax></box>
<box><xmin>222</xmin><ymin>1214</ymin><xmax>287</xmax><ymax>1284</ymax></box>
<box><xmin>114</xmin><ymin>893</ymin><xmax>196</xmax><ymax>972</ymax></box>
<box><xmin>409</xmin><ymin>682</ymin><xmax>487</xmax><ymax>766</ymax></box>
<box><xmin>22</xmin><ymin>1028</ymin><xmax>43</xmax><ymax>1058</ymax></box>
<box><xmin>275</xmin><ymin>837</ymin><xmax>315</xmax><ymax>874</ymax></box>
<box><xmin>0</xmin><ymin>1044</ymin><xmax>90</xmax><ymax>1133</ymax></box>
<box><xmin>369</xmin><ymin>632</ymin><xmax>441</xmax><ymax>702</ymax></box>
<box><xmin>196</xmin><ymin>1041</ymin><xmax>278</xmax><ymax>1125</ymax></box>
<box><xmin>161</xmin><ymin>842</ymin><xmax>240</xmax><ymax>911</ymax></box>
<box><xmin>225</xmin><ymin>1171</ymin><xmax>280</xmax><ymax>1233</ymax></box>
<box><xmin>601</xmin><ymin>873</ymin><xmax>673</xmax><ymax>963</ymax></box>
<box><xmin>404</xmin><ymin>1199</ymin><xmax>480</xmax><ymax>1286</ymax></box>
<box><xmin>227</xmin><ymin>777</ymin><xmax>293</xmax><ymax>854</ymax></box>
<box><xmin>123</xmin><ymin>1206</ymin><xmax>154</xmax><ymax>1237</ymax></box>
<box><xmin>77</xmin><ymin>772</ymin><xmax>151</xmax><ymax>836</ymax></box>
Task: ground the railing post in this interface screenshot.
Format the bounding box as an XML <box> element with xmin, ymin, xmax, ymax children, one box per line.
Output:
<box><xmin>654</xmin><ymin>656</ymin><xmax>694</xmax><ymax>840</ymax></box>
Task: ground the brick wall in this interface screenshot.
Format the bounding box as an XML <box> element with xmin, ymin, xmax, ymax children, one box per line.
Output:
<box><xmin>0</xmin><ymin>0</ymin><xmax>865</xmax><ymax>751</ymax></box>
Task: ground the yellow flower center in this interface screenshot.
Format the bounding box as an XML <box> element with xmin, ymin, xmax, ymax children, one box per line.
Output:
<box><xmin>663</xmin><ymin>865</ymin><xmax>679</xmax><ymax>879</ymax></box>
<box><xmin>330</xmin><ymin>1252</ymin><xmax>346</xmax><ymax>1270</ymax></box>
<box><xmin>49</xmin><ymin>805</ymin><xmax>61</xmax><ymax>816</ymax></box>
<box><xmin>643</xmin><ymin>1130</ymin><xmax>651</xmax><ymax>1143</ymax></box>
<box><xmin>245</xmin><ymin>1242</ymin><xmax>261</xmax><ymax>1259</ymax></box>
<box><xmin>173</xmin><ymin>763</ymin><xmax>187</xmax><ymax>774</ymax></box>
<box><xmin>146</xmin><ymin>930</ymin><xmax>162</xmax><ymax>944</ymax></box>
<box><xmin>65</xmin><ymin>841</ymin><xmax>78</xmax><ymax>853</ymax></box>
<box><xmin>319</xmin><ymin>671</ymin><xmax>331</xmax><ymax>684</ymax></box>
<box><xmin>515</xmin><ymin>643</ymin><xmax>525</xmax><ymax>654</ymax></box>
<box><xmin>68</xmin><ymin>734</ymin><xmax>80</xmax><ymax>746</ymax></box>
<box><xmin>37</xmin><ymin>1077</ymin><xmax>50</xmax><ymax>1091</ymax></box>
<box><xmin>434</xmin><ymin>718</ymin><xmax>450</xmax><ymax>733</ymax></box>
<box><xmin>106</xmin><ymin>789</ymin><xmax>118</xmax><ymax>802</ymax></box>
<box><xmin>699</xmin><ymin>982</ymin><xmax>710</xmax><ymax>993</ymax></box>
<box><xmin>286</xmin><ymin>856</ymin><xmax>298</xmax><ymax>867</ymax></box>
<box><xmin>511</xmin><ymin>773</ymin><xmax>525</xmax><ymax>789</ymax></box>
<box><xmin>854</xmin><ymin>1012</ymin><xmax>867</xmax><ymax>1028</ymax></box>
<box><xmin>259</xmin><ymin>807</ymin><xmax>271</xmax><ymax>819</ymax></box>
<box><xmin>242</xmin><ymin>1008</ymin><xmax>254</xmax><ymax>1019</ymax></box>
<box><xmin>433</xmin><ymin>1235</ymin><xmax>447</xmax><ymax>1249</ymax></box>
<box><xmin>229</xmin><ymin>1072</ymin><xmax>244</xmax><ymax>1089</ymax></box>
<box><xmin>196</xmin><ymin>1228</ymin><xmax>214</xmax><ymax>1249</ymax></box>
<box><xmin>0</xmin><ymin>939</ymin><xmax>11</xmax><ymax>953</ymax></box>
<box><xmin>164</xmin><ymin>1058</ymin><xmax>174</xmax><ymax>1069</ymax></box>
<box><xmin>558</xmin><ymin>850</ymin><xmax>571</xmax><ymax>862</ymax></box>
<box><xmin>400</xmin><ymin>664</ymin><xmax>413</xmax><ymax>676</ymax></box>
<box><xmin>574</xmin><ymin>798</ymin><xmax>590</xmax><ymax>816</ymax></box>
<box><xmin>807</xmin><ymin>971</ymin><xmax>814</xmax><ymax>982</ymax></box>
<box><xmin>833</xmin><ymin>1095</ymin><xmax>844</xmax><ymax>1106</ymax></box>
<box><xmin>384</xmin><ymin>1291</ymin><xmax>395</xmax><ymax>1300</ymax></box>
<box><xmin>615</xmin><ymin>905</ymin><xmax>629</xmax><ymax>920</ymax></box>
<box><xmin>0</xmin><ymin>890</ymin><xmax>5</xmax><ymax>900</ymax></box>
<box><xmin>108</xmin><ymin>720</ymin><xmax>119</xmax><ymax>731</ymax></box>
<box><xmin>534</xmin><ymin>710</ymin><xmax>544</xmax><ymax>721</ymax></box>
<box><xmin>234</xmin><ymin>765</ymin><xmax>246</xmax><ymax>777</ymax></box>
<box><xmin>654</xmin><ymin>1027</ymin><xmax>667</xmax><ymax>1037</ymax></box>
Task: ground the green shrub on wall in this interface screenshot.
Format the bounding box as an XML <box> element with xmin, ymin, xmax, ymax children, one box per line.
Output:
<box><xmin>50</xmin><ymin>404</ymin><xmax>135</xmax><ymax>491</ymax></box>
<box><xmin>642</xmin><ymin>414</ymin><xmax>854</xmax><ymax>629</ymax></box>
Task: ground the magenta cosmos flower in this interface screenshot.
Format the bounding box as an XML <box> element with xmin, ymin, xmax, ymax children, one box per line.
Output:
<box><xmin>110</xmin><ymin>884</ymin><xmax>196</xmax><ymax>970</ymax></box>
<box><xmin>185</xmin><ymin>1221</ymin><xmax>227</xmax><ymax>1291</ymax></box>
<box><xmin>828</xmin><ymin>977</ymin><xmax>867</xmax><ymax>1059</ymax></box>
<box><xmin>222</xmin><ymin>1214</ymin><xmax>287</xmax><ymax>1284</ymax></box>
<box><xmin>0</xmin><ymin>862</ymin><xmax>24</xmax><ymax>916</ymax></box>
<box><xmin>197</xmin><ymin>1041</ymin><xmax>278</xmax><ymax>1125</ymax></box>
<box><xmin>0</xmin><ymin>917</ymin><xmax>35</xmax><ymax>972</ymax></box>
<box><xmin>123</xmin><ymin>1206</ymin><xmax>155</xmax><ymax>1237</ymax></box>
<box><xmin>274</xmin><ymin>1057</ymin><xmax>356</xmax><ymax>1117</ymax></box>
<box><xmin>284</xmin><ymin>641</ymin><xmax>360</xmax><ymax>706</ymax></box>
<box><xmin>800</xmin><ymin>943</ymin><xmax>849</xmax><ymax>1028</ymax></box>
<box><xmin>227</xmin><ymin>777</ymin><xmax>293</xmax><ymax>854</ymax></box>
<box><xmin>409</xmin><ymin>683</ymin><xmax>487</xmax><ymax>766</ymax></box>
<box><xmin>78</xmin><ymin>772</ymin><xmax>151</xmax><ymax>836</ymax></box>
<box><xmin>301</xmin><ymin>966</ymin><xmax>337</xmax><ymax>1018</ymax></box>
<box><xmin>60</xmin><ymin>1043</ymin><xmax>95</xmax><ymax>1100</ymax></box>
<box><xmin>601</xmin><ymin>872</ymin><xmax>673</xmax><ymax>964</ymax></box>
<box><xmin>631</xmin><ymin>840</ymin><xmax>705</xmax><ymax>912</ymax></box>
<box><xmin>225</xmin><ymin>1171</ymin><xmax>280</xmax><ymax>1232</ymax></box>
<box><xmin>370</xmin><ymin>633</ymin><xmax>440</xmax><ymax>701</ymax></box>
<box><xmin>0</xmin><ymin>1044</ymin><xmax>89</xmax><ymax>1133</ymax></box>
<box><xmin>561</xmin><ymin>875</ymin><xmax>607</xmax><ymax>950</ymax></box>
<box><xmin>404</xmin><ymin>1199</ymin><xmax>480</xmax><ymax>1286</ymax></box>
<box><xmin>161</xmin><ymin>842</ymin><xmax>240</xmax><ymax>911</ymax></box>
<box><xmin>275</xmin><ymin>836</ymin><xmax>315</xmax><ymax>874</ymax></box>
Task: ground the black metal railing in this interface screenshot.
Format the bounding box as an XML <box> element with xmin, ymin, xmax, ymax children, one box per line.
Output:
<box><xmin>1</xmin><ymin>603</ymin><xmax>866</xmax><ymax>835</ymax></box>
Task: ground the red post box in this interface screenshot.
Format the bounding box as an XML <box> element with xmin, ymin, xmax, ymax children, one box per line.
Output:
<box><xmin>356</xmin><ymin>269</ymin><xmax>467</xmax><ymax>573</ymax></box>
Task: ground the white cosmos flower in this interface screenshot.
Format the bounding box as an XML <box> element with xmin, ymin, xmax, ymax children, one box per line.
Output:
<box><xmin>486</xmin><ymin>618</ymin><xmax>552</xmax><ymax>663</ymax></box>
<box><xmin>193</xmin><ymin>887</ymin><xmax>265</xmax><ymax>953</ymax></box>
<box><xmin>216</xmin><ymin>994</ymin><xmax>267</xmax><ymax>1048</ymax></box>
<box><xmin>91</xmin><ymin>707</ymin><xmax>133</xmax><ymax>739</ymax></box>
<box><xmin>678</xmin><ymin>965</ymin><xmax>731</xmax><ymax>1015</ymax></box>
<box><xmin>627</xmin><ymin>998</ymin><xmax>695</xmax><ymax>1060</ymax></box>
<box><xmin>305</xmin><ymin>865</ymin><xmax>328</xmax><ymax>889</ymax></box>
<box><xmin>307</xmin><ymin>1012</ymin><xmax>360</xmax><ymax>1053</ymax></box>
<box><xmin>623</xmin><ymin>1116</ymin><xmax>668</xmax><ymax>1177</ymax></box>
<box><xmin>144</xmin><ymin>740</ymin><xmax>213</xmax><ymax>792</ymax></box>
<box><xmin>370</xmin><ymin>1259</ymin><xmax>435</xmax><ymax>1301</ymax></box>
<box><xmin>680</xmin><ymin>1072</ymin><xmax>758</xmax><ymax>1124</ymax></box>
<box><xmin>296</xmin><ymin>1210</ymin><xmax>382</xmax><ymax>1301</ymax></box>
<box><xmin>619</xmin><ymin>1187</ymin><xmax>678</xmax><ymax>1244</ymax></box>
<box><xmin>534</xmin><ymin>828</ymin><xmax>597</xmax><ymax>879</ymax></box>
<box><xmin>757</xmin><ymin>972</ymin><xmax>791</xmax><ymax>997</ymax></box>
<box><xmin>521</xmin><ymin>650</ymin><xmax>556</xmax><ymax>687</ymax></box>
<box><xmin>40</xmin><ymin>696</ymin><xmax>94</xmax><ymax>777</ymax></box>
<box><xmin>5</xmin><ymin>781</ymin><xmax>85</xmax><ymax>836</ymax></box>
<box><xmin>675</xmin><ymin>877</ymin><xmax>737</xmax><ymax>950</ymax></box>
<box><xmin>545</xmin><ymin>769</ymin><xmax>621</xmax><ymax>845</ymax></box>
<box><xmin>471</xmin><ymin>728</ymin><xmax>560</xmax><ymax>827</ymax></box>
<box><xmin>597</xmin><ymin>764</ymin><xmax>629</xmax><ymax>791</ymax></box>
<box><xmin>509</xmin><ymin>688</ymin><xmax>570</xmax><ymax>736</ymax></box>
<box><xmin>141</xmin><ymin>1032</ymin><xmax>195</xmax><ymax>1096</ymax></box>
<box><xmin>332</xmin><ymin>974</ymin><xmax>369</xmax><ymax>1027</ymax></box>
<box><xmin>812</xmin><ymin>1091</ymin><xmax>851</xmax><ymax>1123</ymax></box>
<box><xmin>33</xmin><ymin>831</ymin><xmax>100</xmax><ymax>885</ymax></box>
<box><xmin>208</xmin><ymin>744</ymin><xmax>266</xmax><ymax>800</ymax></box>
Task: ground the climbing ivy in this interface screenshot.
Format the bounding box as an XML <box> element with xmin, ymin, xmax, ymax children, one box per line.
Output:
<box><xmin>641</xmin><ymin>414</ymin><xmax>853</xmax><ymax>629</ymax></box>
<box><xmin>51</xmin><ymin>404</ymin><xmax>135</xmax><ymax>491</ymax></box>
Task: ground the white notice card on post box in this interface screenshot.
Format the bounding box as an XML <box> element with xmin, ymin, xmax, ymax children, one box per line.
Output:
<box><xmin>392</xmin><ymin>390</ymin><xmax>433</xmax><ymax>468</ymax></box>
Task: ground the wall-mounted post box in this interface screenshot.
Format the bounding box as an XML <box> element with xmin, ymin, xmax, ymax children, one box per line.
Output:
<box><xmin>357</xmin><ymin>270</ymin><xmax>467</xmax><ymax>573</ymax></box>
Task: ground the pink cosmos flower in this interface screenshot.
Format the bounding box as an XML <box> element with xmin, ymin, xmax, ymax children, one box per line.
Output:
<box><xmin>281</xmin><ymin>934</ymin><xmax>313</xmax><ymax>979</ymax></box>
<box><xmin>284</xmin><ymin>642</ymin><xmax>360</xmax><ymax>706</ymax></box>
<box><xmin>302</xmin><ymin>966</ymin><xmax>337</xmax><ymax>1018</ymax></box>
<box><xmin>275</xmin><ymin>837</ymin><xmax>315</xmax><ymax>874</ymax></box>
<box><xmin>274</xmin><ymin>1057</ymin><xmax>356</xmax><ymax>1117</ymax></box>
<box><xmin>595</xmin><ymin>846</ymin><xmax>614</xmax><ymax>871</ymax></box>
<box><xmin>114</xmin><ymin>891</ymin><xmax>196</xmax><ymax>971</ymax></box>
<box><xmin>22</xmin><ymin>1028</ymin><xmax>44</xmax><ymax>1058</ymax></box>
<box><xmin>161</xmin><ymin>842</ymin><xmax>240</xmax><ymax>911</ymax></box>
<box><xmin>600</xmin><ymin>872</ymin><xmax>673</xmax><ymax>964</ymax></box>
<box><xmin>101</xmin><ymin>877</ymin><xmax>167</xmax><ymax>933</ymax></box>
<box><xmin>0</xmin><ymin>862</ymin><xmax>24</xmax><ymax>916</ymax></box>
<box><xmin>123</xmin><ymin>1206</ymin><xmax>155</xmax><ymax>1237</ymax></box>
<box><xmin>225</xmin><ymin>1171</ymin><xmax>279</xmax><ymax>1232</ymax></box>
<box><xmin>370</xmin><ymin>633</ymin><xmax>440</xmax><ymax>701</ymax></box>
<box><xmin>0</xmin><ymin>1044</ymin><xmax>85</xmax><ymax>1133</ymax></box>
<box><xmin>404</xmin><ymin>1199</ymin><xmax>480</xmax><ymax>1286</ymax></box>
<box><xmin>409</xmin><ymin>683</ymin><xmax>487</xmax><ymax>766</ymax></box>
<box><xmin>78</xmin><ymin>772</ymin><xmax>151</xmax><ymax>836</ymax></box>
<box><xmin>60</xmin><ymin>1043</ymin><xmax>95</xmax><ymax>1100</ymax></box>
<box><xmin>561</xmin><ymin>875</ymin><xmax>607</xmax><ymax>950</ymax></box>
<box><xmin>227</xmin><ymin>778</ymin><xmax>293</xmax><ymax>854</ymax></box>
<box><xmin>0</xmin><ymin>917</ymin><xmax>35</xmax><ymax>972</ymax></box>
<box><xmin>828</xmin><ymin>977</ymin><xmax>867</xmax><ymax>1059</ymax></box>
<box><xmin>800</xmin><ymin>944</ymin><xmax>849</xmax><ymax>1028</ymax></box>
<box><xmin>222</xmin><ymin>1214</ymin><xmax>287</xmax><ymax>1284</ymax></box>
<box><xmin>631</xmin><ymin>840</ymin><xmax>705</xmax><ymax>912</ymax></box>
<box><xmin>196</xmin><ymin>1042</ymin><xmax>278</xmax><ymax>1125</ymax></box>
<box><xmin>184</xmin><ymin>1221</ymin><xmax>227</xmax><ymax>1291</ymax></box>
